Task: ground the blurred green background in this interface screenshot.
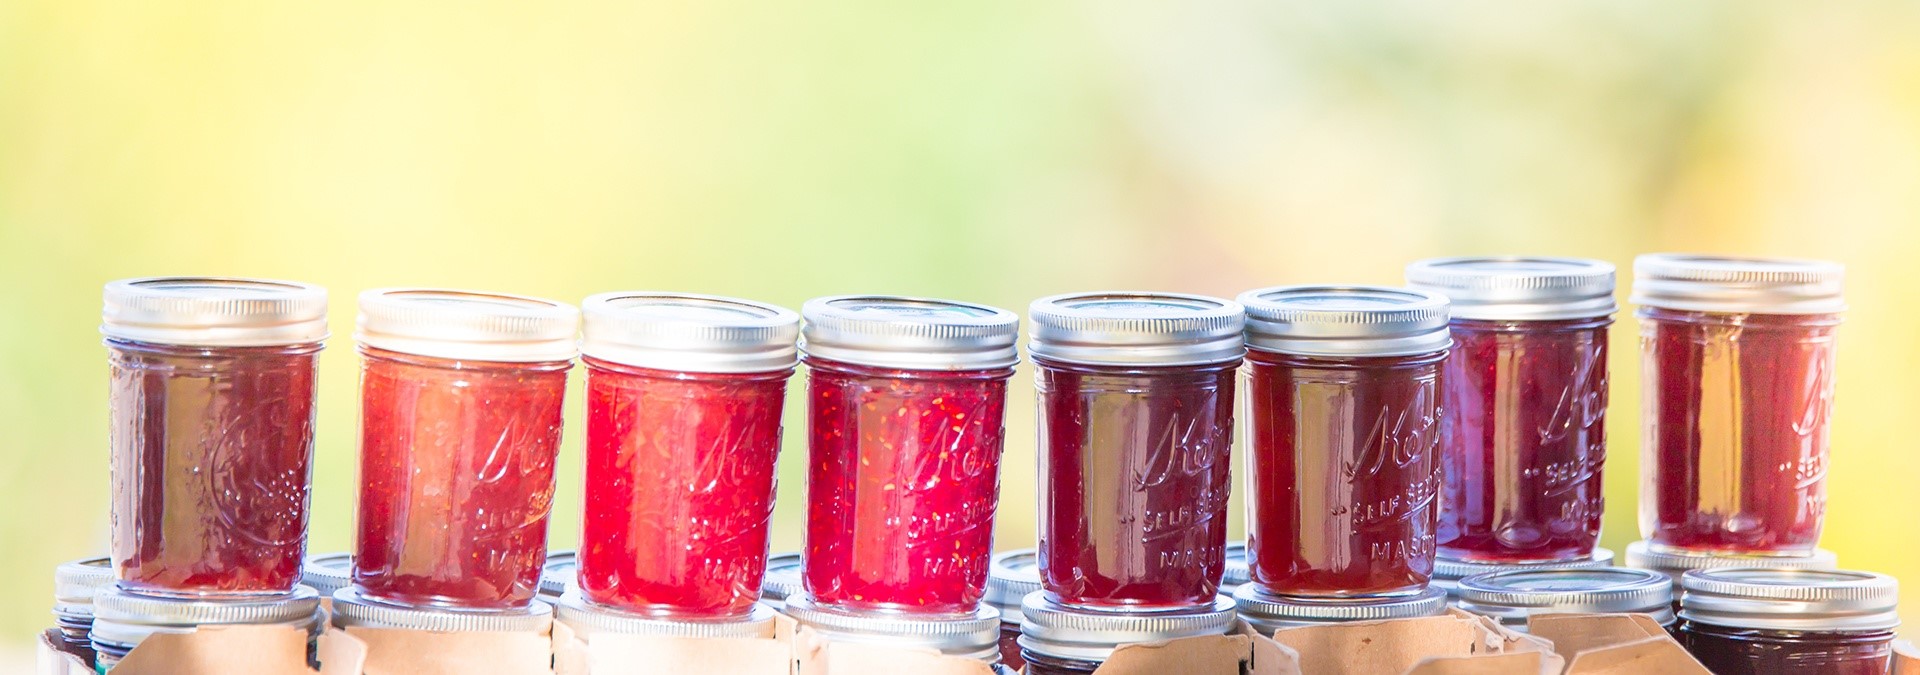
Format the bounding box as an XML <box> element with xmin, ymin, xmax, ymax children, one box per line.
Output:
<box><xmin>5</xmin><ymin>0</ymin><xmax>1920</xmax><ymax>663</ymax></box>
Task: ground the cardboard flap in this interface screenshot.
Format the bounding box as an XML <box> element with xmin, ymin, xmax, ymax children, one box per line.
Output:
<box><xmin>1093</xmin><ymin>634</ymin><xmax>1251</xmax><ymax>675</ymax></box>
<box><xmin>1524</xmin><ymin>614</ymin><xmax>1708</xmax><ymax>675</ymax></box>
<box><xmin>1265</xmin><ymin>614</ymin><xmax>1487</xmax><ymax>674</ymax></box>
<box><xmin>1240</xmin><ymin>624</ymin><xmax>1305</xmax><ymax>675</ymax></box>
<box><xmin>567</xmin><ymin>615</ymin><xmax>794</xmax><ymax>675</ymax></box>
<box><xmin>346</xmin><ymin>625</ymin><xmax>555</xmax><ymax>675</ymax></box>
<box><xmin>1892</xmin><ymin>639</ymin><xmax>1920</xmax><ymax>675</ymax></box>
<box><xmin>37</xmin><ymin>630</ymin><xmax>92</xmax><ymax>675</ymax></box>
<box><xmin>112</xmin><ymin>624</ymin><xmax>330</xmax><ymax>675</ymax></box>
<box><xmin>794</xmin><ymin>626</ymin><xmax>992</xmax><ymax>675</ymax></box>
<box><xmin>1561</xmin><ymin>636</ymin><xmax>1707</xmax><ymax>675</ymax></box>
<box><xmin>1406</xmin><ymin>652</ymin><xmax>1547</xmax><ymax>675</ymax></box>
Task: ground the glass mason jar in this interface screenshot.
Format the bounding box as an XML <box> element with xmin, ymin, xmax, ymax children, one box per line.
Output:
<box><xmin>1430</xmin><ymin>549</ymin><xmax>1615</xmax><ymax>598</ymax></box>
<box><xmin>301</xmin><ymin>552</ymin><xmax>354</xmax><ymax>599</ymax></box>
<box><xmin>352</xmin><ymin>289</ymin><xmax>578</xmax><ymax>611</ymax></box>
<box><xmin>1237</xmin><ymin>286</ymin><xmax>1451</xmax><ymax>598</ymax></box>
<box><xmin>53</xmin><ymin>557</ymin><xmax>113</xmax><ymax>662</ymax></box>
<box><xmin>799</xmin><ymin>296</ymin><xmax>1019</xmax><ymax>614</ymax></box>
<box><xmin>1018</xmin><ymin>592</ymin><xmax>1237</xmax><ymax>674</ymax></box>
<box><xmin>1231</xmin><ymin>586</ymin><xmax>1448</xmax><ymax>635</ymax></box>
<box><xmin>103</xmin><ymin>277</ymin><xmax>328</xmax><ymax>598</ymax></box>
<box><xmin>1029</xmin><ymin>292</ymin><xmax>1245</xmax><ymax>610</ymax></box>
<box><xmin>1454</xmin><ymin>567</ymin><xmax>1673</xmax><ymax>631</ymax></box>
<box><xmin>1632</xmin><ymin>254</ymin><xmax>1845</xmax><ymax>555</ymax></box>
<box><xmin>576</xmin><ymin>292</ymin><xmax>799</xmax><ymax>620</ymax></box>
<box><xmin>1678</xmin><ymin>568</ymin><xmax>1897</xmax><ymax>675</ymax></box>
<box><xmin>1624</xmin><ymin>540</ymin><xmax>1838</xmax><ymax>617</ymax></box>
<box><xmin>986</xmin><ymin>550</ymin><xmax>1042</xmax><ymax>670</ymax></box>
<box><xmin>782</xmin><ymin>595</ymin><xmax>1004</xmax><ymax>663</ymax></box>
<box><xmin>91</xmin><ymin>585</ymin><xmax>323</xmax><ymax>672</ymax></box>
<box><xmin>1407</xmin><ymin>257</ymin><xmax>1614</xmax><ymax>564</ymax></box>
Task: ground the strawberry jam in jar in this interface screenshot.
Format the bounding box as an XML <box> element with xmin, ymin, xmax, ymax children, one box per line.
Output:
<box><xmin>1406</xmin><ymin>257</ymin><xmax>1614</xmax><ymax>564</ymax></box>
<box><xmin>1238</xmin><ymin>286</ymin><xmax>1450</xmax><ymax>598</ymax></box>
<box><xmin>577</xmin><ymin>292</ymin><xmax>799</xmax><ymax>620</ymax></box>
<box><xmin>799</xmin><ymin>295</ymin><xmax>1019</xmax><ymax>615</ymax></box>
<box><xmin>1632</xmin><ymin>255</ymin><xmax>1844</xmax><ymax>555</ymax></box>
<box><xmin>352</xmin><ymin>289</ymin><xmax>578</xmax><ymax>611</ymax></box>
<box><xmin>1028</xmin><ymin>292</ymin><xmax>1244</xmax><ymax>610</ymax></box>
<box><xmin>104</xmin><ymin>277</ymin><xmax>329</xmax><ymax>598</ymax></box>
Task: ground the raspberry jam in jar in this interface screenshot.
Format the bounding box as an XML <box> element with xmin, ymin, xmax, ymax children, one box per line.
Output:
<box><xmin>1406</xmin><ymin>257</ymin><xmax>1614</xmax><ymax>564</ymax></box>
<box><xmin>1632</xmin><ymin>255</ymin><xmax>1844</xmax><ymax>555</ymax></box>
<box><xmin>1678</xmin><ymin>568</ymin><xmax>1897</xmax><ymax>675</ymax></box>
<box><xmin>1232</xmin><ymin>586</ymin><xmax>1448</xmax><ymax>635</ymax></box>
<box><xmin>1029</xmin><ymin>292</ymin><xmax>1245</xmax><ymax>610</ymax></box>
<box><xmin>103</xmin><ymin>277</ymin><xmax>329</xmax><ymax>598</ymax></box>
<box><xmin>1454</xmin><ymin>567</ymin><xmax>1673</xmax><ymax>631</ymax></box>
<box><xmin>1019</xmin><ymin>593</ymin><xmax>1237</xmax><ymax>674</ymax></box>
<box><xmin>577</xmin><ymin>292</ymin><xmax>799</xmax><ymax>620</ymax></box>
<box><xmin>352</xmin><ymin>289</ymin><xmax>578</xmax><ymax>611</ymax></box>
<box><xmin>1238</xmin><ymin>286</ymin><xmax>1451</xmax><ymax>598</ymax></box>
<box><xmin>799</xmin><ymin>296</ymin><xmax>1019</xmax><ymax>615</ymax></box>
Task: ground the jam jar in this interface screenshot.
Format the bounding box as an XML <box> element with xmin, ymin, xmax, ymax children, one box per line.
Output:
<box><xmin>103</xmin><ymin>277</ymin><xmax>328</xmax><ymax>598</ymax></box>
<box><xmin>782</xmin><ymin>595</ymin><xmax>1004</xmax><ymax>664</ymax></box>
<box><xmin>1632</xmin><ymin>255</ymin><xmax>1844</xmax><ymax>555</ymax></box>
<box><xmin>577</xmin><ymin>292</ymin><xmax>798</xmax><ymax>620</ymax></box>
<box><xmin>92</xmin><ymin>585</ymin><xmax>324</xmax><ymax>671</ymax></box>
<box><xmin>1406</xmin><ymin>257</ymin><xmax>1613</xmax><ymax>563</ymax></box>
<box><xmin>1237</xmin><ymin>285</ymin><xmax>1451</xmax><ymax>598</ymax></box>
<box><xmin>1678</xmin><ymin>568</ymin><xmax>1896</xmax><ymax>674</ymax></box>
<box><xmin>1454</xmin><ymin>567</ymin><xmax>1673</xmax><ymax>630</ymax></box>
<box><xmin>1231</xmin><ymin>586</ymin><xmax>1448</xmax><ymax>635</ymax></box>
<box><xmin>352</xmin><ymin>289</ymin><xmax>578</xmax><ymax>611</ymax></box>
<box><xmin>52</xmin><ymin>557</ymin><xmax>114</xmax><ymax>663</ymax></box>
<box><xmin>1430</xmin><ymin>548</ymin><xmax>1615</xmax><ymax>598</ymax></box>
<box><xmin>1029</xmin><ymin>292</ymin><xmax>1244</xmax><ymax>610</ymax></box>
<box><xmin>1019</xmin><ymin>593</ymin><xmax>1237</xmax><ymax>674</ymax></box>
<box><xmin>799</xmin><ymin>296</ymin><xmax>1019</xmax><ymax>614</ymax></box>
<box><xmin>1624</xmin><ymin>540</ymin><xmax>1837</xmax><ymax>616</ymax></box>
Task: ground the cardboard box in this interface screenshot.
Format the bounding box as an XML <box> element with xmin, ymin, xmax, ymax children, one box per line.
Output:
<box><xmin>1525</xmin><ymin>614</ymin><xmax>1708</xmax><ymax>674</ymax></box>
<box><xmin>1250</xmin><ymin>609</ymin><xmax>1563</xmax><ymax>674</ymax></box>
<box><xmin>554</xmin><ymin>613</ymin><xmax>797</xmax><ymax>675</ymax></box>
<box><xmin>39</xmin><ymin>625</ymin><xmax>367</xmax><ymax>675</ymax></box>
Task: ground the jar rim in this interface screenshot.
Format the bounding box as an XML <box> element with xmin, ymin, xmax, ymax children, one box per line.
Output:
<box><xmin>102</xmin><ymin>276</ymin><xmax>330</xmax><ymax>347</ymax></box>
<box><xmin>1237</xmin><ymin>285</ymin><xmax>1452</xmax><ymax>357</ymax></box>
<box><xmin>356</xmin><ymin>288</ymin><xmax>579</xmax><ymax>362</ymax></box>
<box><xmin>1027</xmin><ymin>291</ymin><xmax>1245</xmax><ymax>366</ymax></box>
<box><xmin>580</xmin><ymin>291</ymin><xmax>799</xmax><ymax>373</ymax></box>
<box><xmin>1406</xmin><ymin>256</ymin><xmax>1617</xmax><ymax>321</ymax></box>
<box><xmin>800</xmin><ymin>295</ymin><xmax>1020</xmax><ymax>370</ymax></box>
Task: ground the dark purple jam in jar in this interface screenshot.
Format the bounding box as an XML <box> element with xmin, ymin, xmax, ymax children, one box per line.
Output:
<box><xmin>1678</xmin><ymin>568</ymin><xmax>1896</xmax><ymax>675</ymax></box>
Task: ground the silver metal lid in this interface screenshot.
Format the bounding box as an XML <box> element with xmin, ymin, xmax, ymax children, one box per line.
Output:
<box><xmin>985</xmin><ymin>550</ymin><xmax>1042</xmax><ymax>624</ymax></box>
<box><xmin>1405</xmin><ymin>257</ymin><xmax>1617</xmax><ymax>321</ymax></box>
<box><xmin>102</xmin><ymin>277</ymin><xmax>329</xmax><ymax>346</ymax></box>
<box><xmin>1027</xmin><ymin>292</ymin><xmax>1244</xmax><ymax>366</ymax></box>
<box><xmin>760</xmin><ymin>553</ymin><xmax>804</xmax><ymax>607</ymax></box>
<box><xmin>800</xmin><ymin>296</ymin><xmax>1019</xmax><ymax>370</ymax></box>
<box><xmin>302</xmin><ymin>553</ymin><xmax>354</xmax><ymax>598</ymax></box>
<box><xmin>1432</xmin><ymin>549</ymin><xmax>1617</xmax><ymax>596</ymax></box>
<box><xmin>781</xmin><ymin>595</ymin><xmax>1001</xmax><ymax>661</ymax></box>
<box><xmin>1019</xmin><ymin>592</ymin><xmax>1236</xmax><ymax>662</ymax></box>
<box><xmin>1237</xmin><ymin>286</ymin><xmax>1452</xmax><ymax>357</ymax></box>
<box><xmin>94</xmin><ymin>584</ymin><xmax>322</xmax><ymax>629</ymax></box>
<box><xmin>1456</xmin><ymin>567</ymin><xmax>1673</xmax><ymax>628</ymax></box>
<box><xmin>1631</xmin><ymin>253</ymin><xmax>1846</xmax><ymax>315</ymax></box>
<box><xmin>1220</xmin><ymin>544</ymin><xmax>1249</xmax><ymax>593</ymax></box>
<box><xmin>330</xmin><ymin>588</ymin><xmax>555</xmax><ymax>632</ymax></box>
<box><xmin>54</xmin><ymin>558</ymin><xmax>113</xmax><ymax>605</ymax></box>
<box><xmin>1681</xmin><ymin>568</ymin><xmax>1898</xmax><ymax>632</ymax></box>
<box><xmin>356</xmin><ymin>288</ymin><xmax>580</xmax><ymax>362</ymax></box>
<box><xmin>1232</xmin><ymin>586</ymin><xmax>1448</xmax><ymax>634</ymax></box>
<box><xmin>1624</xmin><ymin>540</ymin><xmax>1838</xmax><ymax>585</ymax></box>
<box><xmin>581</xmin><ymin>292</ymin><xmax>800</xmax><ymax>373</ymax></box>
<box><xmin>555</xmin><ymin>591</ymin><xmax>776</xmax><ymax>638</ymax></box>
<box><xmin>540</xmin><ymin>551</ymin><xmax>577</xmax><ymax>600</ymax></box>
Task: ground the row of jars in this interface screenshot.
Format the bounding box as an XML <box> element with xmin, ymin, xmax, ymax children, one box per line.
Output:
<box><xmin>93</xmin><ymin>252</ymin><xmax>1846</xmax><ymax>670</ymax></box>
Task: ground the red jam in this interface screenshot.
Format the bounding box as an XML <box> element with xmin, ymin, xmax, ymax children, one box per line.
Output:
<box><xmin>578</xmin><ymin>358</ymin><xmax>789</xmax><ymax>618</ymax></box>
<box><xmin>803</xmin><ymin>357</ymin><xmax>1011</xmax><ymax>613</ymax></box>
<box><xmin>354</xmin><ymin>347</ymin><xmax>570</xmax><ymax>609</ymax></box>
<box><xmin>1035</xmin><ymin>358</ymin><xmax>1236</xmax><ymax>608</ymax></box>
<box><xmin>1640</xmin><ymin>308</ymin><xmax>1839</xmax><ymax>553</ymax></box>
<box><xmin>1679</xmin><ymin>624</ymin><xmax>1892</xmax><ymax>674</ymax></box>
<box><xmin>1437</xmin><ymin>317</ymin><xmax>1609</xmax><ymax>562</ymax></box>
<box><xmin>108</xmin><ymin>340</ymin><xmax>321</xmax><ymax>596</ymax></box>
<box><xmin>1244</xmin><ymin>349</ymin><xmax>1444</xmax><ymax>596</ymax></box>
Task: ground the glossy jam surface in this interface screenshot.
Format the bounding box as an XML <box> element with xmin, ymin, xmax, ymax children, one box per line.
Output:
<box><xmin>108</xmin><ymin>339</ymin><xmax>320</xmax><ymax>596</ymax></box>
<box><xmin>1438</xmin><ymin>318</ymin><xmax>1609</xmax><ymax>563</ymax></box>
<box><xmin>354</xmin><ymin>347</ymin><xmax>569</xmax><ymax>610</ymax></box>
<box><xmin>1680</xmin><ymin>623</ymin><xmax>1891</xmax><ymax>675</ymax></box>
<box><xmin>803</xmin><ymin>357</ymin><xmax>1010</xmax><ymax>613</ymax></box>
<box><xmin>1036</xmin><ymin>358</ymin><xmax>1235</xmax><ymax>609</ymax></box>
<box><xmin>1640</xmin><ymin>308</ymin><xmax>1839</xmax><ymax>554</ymax></box>
<box><xmin>579</xmin><ymin>358</ymin><xmax>788</xmax><ymax>618</ymax></box>
<box><xmin>1244</xmin><ymin>349</ymin><xmax>1443</xmax><ymax>597</ymax></box>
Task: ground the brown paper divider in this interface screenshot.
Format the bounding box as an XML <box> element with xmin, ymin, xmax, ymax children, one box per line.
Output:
<box><xmin>1093</xmin><ymin>633</ymin><xmax>1251</xmax><ymax>675</ymax></box>
<box><xmin>346</xmin><ymin>623</ymin><xmax>556</xmax><ymax>675</ymax></box>
<box><xmin>555</xmin><ymin>612</ymin><xmax>797</xmax><ymax>675</ymax></box>
<box><xmin>1243</xmin><ymin>608</ymin><xmax>1565</xmax><ymax>675</ymax></box>
<box><xmin>1406</xmin><ymin>651</ymin><xmax>1549</xmax><ymax>675</ymax></box>
<box><xmin>37</xmin><ymin>629</ymin><xmax>92</xmax><ymax>675</ymax></box>
<box><xmin>1525</xmin><ymin>613</ymin><xmax>1708</xmax><ymax>675</ymax></box>
<box><xmin>1892</xmin><ymin>639</ymin><xmax>1920</xmax><ymax>675</ymax></box>
<box><xmin>108</xmin><ymin>624</ymin><xmax>349</xmax><ymax>675</ymax></box>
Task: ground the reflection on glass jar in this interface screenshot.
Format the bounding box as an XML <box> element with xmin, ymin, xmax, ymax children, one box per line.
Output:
<box><xmin>1631</xmin><ymin>255</ymin><xmax>1844</xmax><ymax>555</ymax></box>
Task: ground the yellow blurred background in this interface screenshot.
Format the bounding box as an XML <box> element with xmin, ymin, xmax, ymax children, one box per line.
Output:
<box><xmin>5</xmin><ymin>0</ymin><xmax>1920</xmax><ymax>664</ymax></box>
